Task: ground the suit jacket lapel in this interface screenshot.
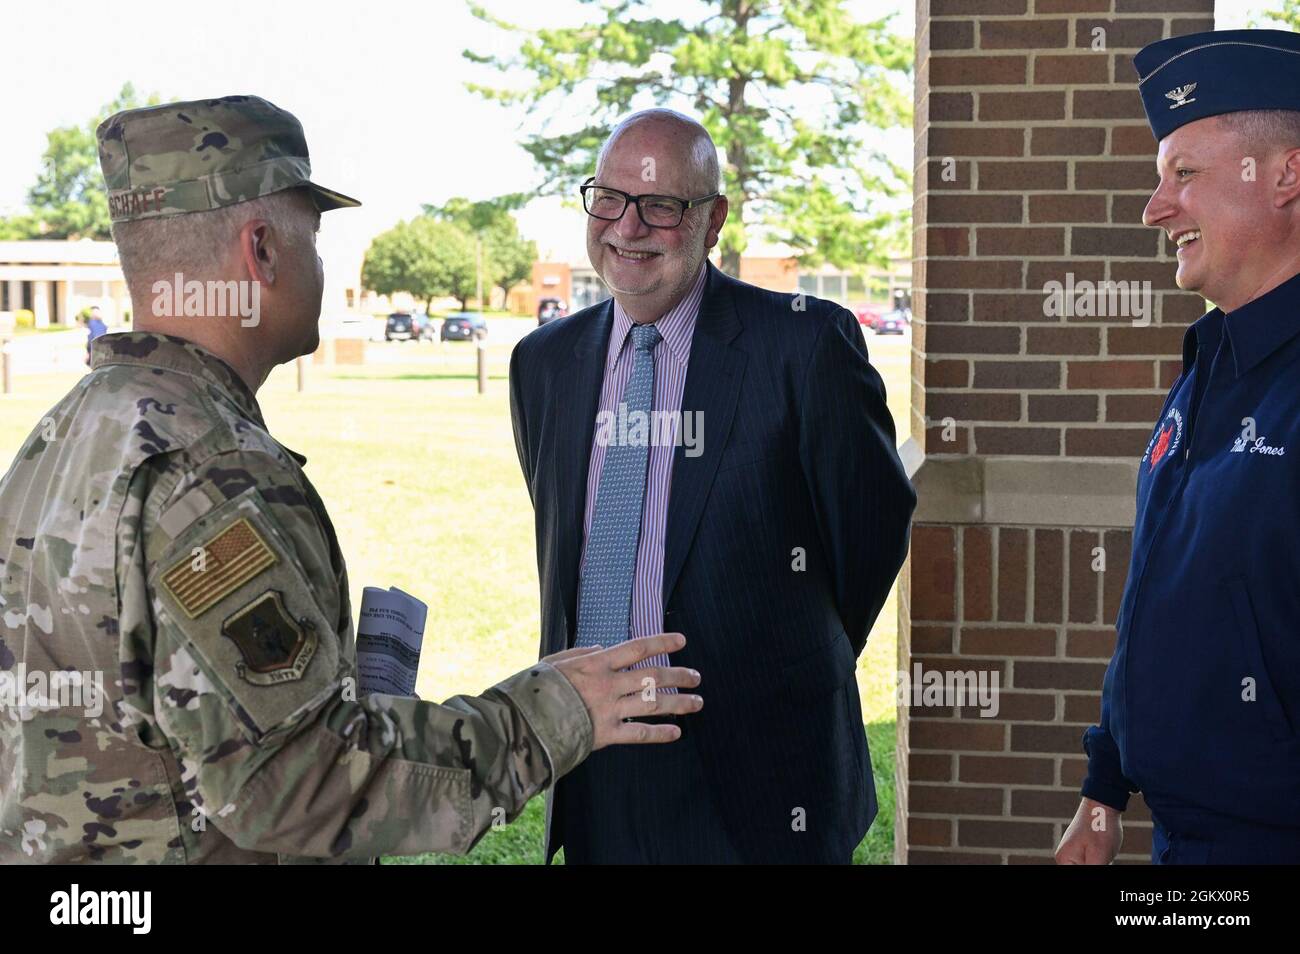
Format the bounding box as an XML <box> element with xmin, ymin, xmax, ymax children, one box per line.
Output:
<box><xmin>551</xmin><ymin>299</ymin><xmax>614</xmax><ymax>649</ymax></box>
<box><xmin>662</xmin><ymin>264</ymin><xmax>746</xmax><ymax>607</ymax></box>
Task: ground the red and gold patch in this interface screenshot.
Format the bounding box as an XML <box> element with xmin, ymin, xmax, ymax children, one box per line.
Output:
<box><xmin>1143</xmin><ymin>407</ymin><xmax>1184</xmax><ymax>473</ymax></box>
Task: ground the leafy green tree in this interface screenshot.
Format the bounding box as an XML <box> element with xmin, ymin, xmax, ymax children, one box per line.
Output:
<box><xmin>485</xmin><ymin>218</ymin><xmax>539</xmax><ymax>309</ymax></box>
<box><xmin>423</xmin><ymin>195</ymin><xmax>538</xmax><ymax>308</ymax></box>
<box><xmin>464</xmin><ymin>0</ymin><xmax>913</xmax><ymax>275</ymax></box>
<box><xmin>424</xmin><ymin>193</ymin><xmax>530</xmax><ymax>233</ymax></box>
<box><xmin>0</xmin><ymin>214</ymin><xmax>41</xmax><ymax>241</ymax></box>
<box><xmin>361</xmin><ymin>218</ymin><xmax>478</xmax><ymax>312</ymax></box>
<box><xmin>1</xmin><ymin>84</ymin><xmax>161</xmax><ymax>240</ymax></box>
<box><xmin>1255</xmin><ymin>2</ymin><xmax>1300</xmax><ymax>29</ymax></box>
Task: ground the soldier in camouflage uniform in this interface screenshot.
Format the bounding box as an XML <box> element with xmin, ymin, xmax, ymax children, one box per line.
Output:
<box><xmin>0</xmin><ymin>96</ymin><xmax>702</xmax><ymax>863</ymax></box>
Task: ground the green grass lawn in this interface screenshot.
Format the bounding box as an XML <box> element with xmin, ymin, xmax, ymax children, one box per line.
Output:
<box><xmin>0</xmin><ymin>328</ymin><xmax>910</xmax><ymax>865</ymax></box>
<box><xmin>12</xmin><ymin>325</ymin><xmax>79</xmax><ymax>335</ymax></box>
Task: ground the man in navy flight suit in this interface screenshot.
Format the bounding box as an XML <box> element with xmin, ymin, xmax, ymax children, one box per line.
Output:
<box><xmin>1057</xmin><ymin>29</ymin><xmax>1300</xmax><ymax>865</ymax></box>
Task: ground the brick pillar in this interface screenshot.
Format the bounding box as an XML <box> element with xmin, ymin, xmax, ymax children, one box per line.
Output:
<box><xmin>901</xmin><ymin>0</ymin><xmax>1215</xmax><ymax>863</ymax></box>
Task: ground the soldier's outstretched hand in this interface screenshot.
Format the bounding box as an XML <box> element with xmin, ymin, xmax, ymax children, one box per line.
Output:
<box><xmin>544</xmin><ymin>633</ymin><xmax>702</xmax><ymax>750</ymax></box>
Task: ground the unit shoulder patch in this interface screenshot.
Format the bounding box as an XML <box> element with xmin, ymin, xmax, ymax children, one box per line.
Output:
<box><xmin>221</xmin><ymin>589</ymin><xmax>318</xmax><ymax>685</ymax></box>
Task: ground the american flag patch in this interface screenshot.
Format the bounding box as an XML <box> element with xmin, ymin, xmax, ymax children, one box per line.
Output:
<box><xmin>161</xmin><ymin>517</ymin><xmax>277</xmax><ymax>619</ymax></box>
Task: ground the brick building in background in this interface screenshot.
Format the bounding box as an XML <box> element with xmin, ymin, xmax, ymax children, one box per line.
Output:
<box><xmin>511</xmin><ymin>252</ymin><xmax>910</xmax><ymax>317</ymax></box>
<box><xmin>900</xmin><ymin>0</ymin><xmax>1215</xmax><ymax>862</ymax></box>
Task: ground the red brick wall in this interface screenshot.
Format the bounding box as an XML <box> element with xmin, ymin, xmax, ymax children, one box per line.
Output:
<box><xmin>738</xmin><ymin>256</ymin><xmax>799</xmax><ymax>293</ymax></box>
<box><xmin>526</xmin><ymin>261</ymin><xmax>573</xmax><ymax>317</ymax></box>
<box><xmin>900</xmin><ymin>0</ymin><xmax>1214</xmax><ymax>863</ymax></box>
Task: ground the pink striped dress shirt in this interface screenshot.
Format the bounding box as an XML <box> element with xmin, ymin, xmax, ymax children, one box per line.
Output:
<box><xmin>578</xmin><ymin>263</ymin><xmax>708</xmax><ymax>675</ymax></box>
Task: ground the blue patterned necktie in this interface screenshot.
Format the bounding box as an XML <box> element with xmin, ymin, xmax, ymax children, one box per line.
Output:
<box><xmin>575</xmin><ymin>322</ymin><xmax>661</xmax><ymax>648</ymax></box>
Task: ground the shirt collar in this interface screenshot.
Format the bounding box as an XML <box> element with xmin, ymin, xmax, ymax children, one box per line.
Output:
<box><xmin>90</xmin><ymin>332</ymin><xmax>266</xmax><ymax>427</ymax></box>
<box><xmin>1181</xmin><ymin>306</ymin><xmax>1223</xmax><ymax>370</ymax></box>
<box><xmin>607</xmin><ymin>261</ymin><xmax>708</xmax><ymax>370</ymax></box>
<box><xmin>1220</xmin><ymin>268</ymin><xmax>1300</xmax><ymax>378</ymax></box>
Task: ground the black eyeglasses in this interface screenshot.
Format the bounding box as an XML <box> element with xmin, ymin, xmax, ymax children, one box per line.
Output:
<box><xmin>580</xmin><ymin>177</ymin><xmax>720</xmax><ymax>229</ymax></box>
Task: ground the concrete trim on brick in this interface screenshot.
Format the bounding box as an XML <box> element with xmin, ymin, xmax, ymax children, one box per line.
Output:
<box><xmin>911</xmin><ymin>455</ymin><xmax>1139</xmax><ymax>526</ymax></box>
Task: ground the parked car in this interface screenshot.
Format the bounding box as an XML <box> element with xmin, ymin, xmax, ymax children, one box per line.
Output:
<box><xmin>537</xmin><ymin>297</ymin><xmax>569</xmax><ymax>325</ymax></box>
<box><xmin>854</xmin><ymin>304</ymin><xmax>885</xmax><ymax>328</ymax></box>
<box><xmin>441</xmin><ymin>312</ymin><xmax>488</xmax><ymax>341</ymax></box>
<box><xmin>874</xmin><ymin>309</ymin><xmax>909</xmax><ymax>335</ymax></box>
<box><xmin>385</xmin><ymin>311</ymin><xmax>434</xmax><ymax>342</ymax></box>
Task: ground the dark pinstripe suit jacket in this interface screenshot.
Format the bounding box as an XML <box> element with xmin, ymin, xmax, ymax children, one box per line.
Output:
<box><xmin>509</xmin><ymin>262</ymin><xmax>916</xmax><ymax>863</ymax></box>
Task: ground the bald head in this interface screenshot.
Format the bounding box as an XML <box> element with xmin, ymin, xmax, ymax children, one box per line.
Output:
<box><xmin>596</xmin><ymin>109</ymin><xmax>720</xmax><ymax>196</ymax></box>
<box><xmin>586</xmin><ymin>109</ymin><xmax>728</xmax><ymax>323</ymax></box>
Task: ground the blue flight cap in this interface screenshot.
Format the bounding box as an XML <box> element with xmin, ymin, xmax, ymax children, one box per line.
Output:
<box><xmin>1134</xmin><ymin>29</ymin><xmax>1300</xmax><ymax>141</ymax></box>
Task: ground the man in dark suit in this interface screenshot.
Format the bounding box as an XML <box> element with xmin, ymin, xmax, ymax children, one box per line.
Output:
<box><xmin>509</xmin><ymin>108</ymin><xmax>915</xmax><ymax>864</ymax></box>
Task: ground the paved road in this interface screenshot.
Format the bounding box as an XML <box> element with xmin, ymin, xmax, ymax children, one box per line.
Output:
<box><xmin>1</xmin><ymin>329</ymin><xmax>92</xmax><ymax>375</ymax></box>
<box><xmin>3</xmin><ymin>318</ymin><xmax>911</xmax><ymax>375</ymax></box>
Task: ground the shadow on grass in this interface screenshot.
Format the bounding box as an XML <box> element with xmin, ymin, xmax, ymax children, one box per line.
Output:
<box><xmin>383</xmin><ymin>720</ymin><xmax>896</xmax><ymax>865</ymax></box>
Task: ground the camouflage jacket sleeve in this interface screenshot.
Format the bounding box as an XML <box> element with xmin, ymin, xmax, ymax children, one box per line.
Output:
<box><xmin>139</xmin><ymin>449</ymin><xmax>593</xmax><ymax>859</ymax></box>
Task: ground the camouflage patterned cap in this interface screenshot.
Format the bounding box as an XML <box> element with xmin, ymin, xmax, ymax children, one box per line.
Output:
<box><xmin>96</xmin><ymin>94</ymin><xmax>360</xmax><ymax>223</ymax></box>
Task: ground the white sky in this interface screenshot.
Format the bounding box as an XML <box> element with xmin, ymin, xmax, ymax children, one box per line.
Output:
<box><xmin>0</xmin><ymin>0</ymin><xmax>1271</xmax><ymax>278</ymax></box>
<box><xmin>1</xmin><ymin>0</ymin><xmax>912</xmax><ymax>277</ymax></box>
